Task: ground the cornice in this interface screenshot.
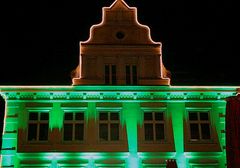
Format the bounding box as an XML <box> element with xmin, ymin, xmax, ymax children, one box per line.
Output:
<box><xmin>0</xmin><ymin>85</ymin><xmax>238</xmax><ymax>102</ymax></box>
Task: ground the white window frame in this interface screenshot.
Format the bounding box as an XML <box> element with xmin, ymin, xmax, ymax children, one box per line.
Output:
<box><xmin>98</xmin><ymin>109</ymin><xmax>122</xmax><ymax>142</ymax></box>
<box><xmin>143</xmin><ymin>111</ymin><xmax>166</xmax><ymax>142</ymax></box>
<box><xmin>63</xmin><ymin>110</ymin><xmax>85</xmax><ymax>142</ymax></box>
<box><xmin>186</xmin><ymin>108</ymin><xmax>213</xmax><ymax>142</ymax></box>
<box><xmin>27</xmin><ymin>109</ymin><xmax>50</xmax><ymax>142</ymax></box>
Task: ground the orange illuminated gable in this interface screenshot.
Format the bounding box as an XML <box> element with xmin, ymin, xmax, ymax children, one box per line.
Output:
<box><xmin>82</xmin><ymin>0</ymin><xmax>159</xmax><ymax>45</ymax></box>
<box><xmin>72</xmin><ymin>0</ymin><xmax>171</xmax><ymax>85</ymax></box>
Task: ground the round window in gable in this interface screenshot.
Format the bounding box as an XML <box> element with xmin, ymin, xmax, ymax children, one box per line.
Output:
<box><xmin>116</xmin><ymin>31</ymin><xmax>125</xmax><ymax>40</ymax></box>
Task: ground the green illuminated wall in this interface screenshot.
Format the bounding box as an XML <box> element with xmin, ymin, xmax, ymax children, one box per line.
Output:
<box><xmin>168</xmin><ymin>102</ymin><xmax>187</xmax><ymax>167</ymax></box>
<box><xmin>0</xmin><ymin>101</ymin><xmax>20</xmax><ymax>168</ymax></box>
<box><xmin>0</xmin><ymin>86</ymin><xmax>238</xmax><ymax>167</ymax></box>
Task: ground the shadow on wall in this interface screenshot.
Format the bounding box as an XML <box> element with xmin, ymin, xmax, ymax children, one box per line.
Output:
<box><xmin>0</xmin><ymin>95</ymin><xmax>5</xmax><ymax>151</ymax></box>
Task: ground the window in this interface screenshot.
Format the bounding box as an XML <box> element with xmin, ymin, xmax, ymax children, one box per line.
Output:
<box><xmin>143</xmin><ymin>112</ymin><xmax>165</xmax><ymax>141</ymax></box>
<box><xmin>27</xmin><ymin>112</ymin><xmax>49</xmax><ymax>141</ymax></box>
<box><xmin>99</xmin><ymin>112</ymin><xmax>120</xmax><ymax>141</ymax></box>
<box><xmin>63</xmin><ymin>112</ymin><xmax>84</xmax><ymax>141</ymax></box>
<box><xmin>126</xmin><ymin>65</ymin><xmax>137</xmax><ymax>85</ymax></box>
<box><xmin>105</xmin><ymin>65</ymin><xmax>116</xmax><ymax>85</ymax></box>
<box><xmin>188</xmin><ymin>111</ymin><xmax>211</xmax><ymax>141</ymax></box>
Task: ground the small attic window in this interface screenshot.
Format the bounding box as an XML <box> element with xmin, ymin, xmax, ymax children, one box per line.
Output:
<box><xmin>116</xmin><ymin>31</ymin><xmax>125</xmax><ymax>40</ymax></box>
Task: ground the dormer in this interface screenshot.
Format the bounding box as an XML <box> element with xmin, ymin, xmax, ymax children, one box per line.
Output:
<box><xmin>72</xmin><ymin>0</ymin><xmax>171</xmax><ymax>85</ymax></box>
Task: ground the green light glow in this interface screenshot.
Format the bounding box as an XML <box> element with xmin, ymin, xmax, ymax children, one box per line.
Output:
<box><xmin>123</xmin><ymin>102</ymin><xmax>140</xmax><ymax>154</ymax></box>
<box><xmin>0</xmin><ymin>100</ymin><xmax>19</xmax><ymax>168</ymax></box>
<box><xmin>126</xmin><ymin>153</ymin><xmax>140</xmax><ymax>168</ymax></box>
<box><xmin>0</xmin><ymin>85</ymin><xmax>236</xmax><ymax>167</ymax></box>
<box><xmin>2</xmin><ymin>138</ymin><xmax>16</xmax><ymax>149</ymax></box>
<box><xmin>87</xmin><ymin>158</ymin><xmax>96</xmax><ymax>168</ymax></box>
<box><xmin>168</xmin><ymin>102</ymin><xmax>186</xmax><ymax>168</ymax></box>
<box><xmin>87</xmin><ymin>102</ymin><xmax>96</xmax><ymax>121</ymax></box>
<box><xmin>212</xmin><ymin>102</ymin><xmax>227</xmax><ymax>167</ymax></box>
<box><xmin>50</xmin><ymin>158</ymin><xmax>59</xmax><ymax>168</ymax></box>
<box><xmin>1</xmin><ymin>85</ymin><xmax>239</xmax><ymax>92</ymax></box>
<box><xmin>123</xmin><ymin>102</ymin><xmax>141</xmax><ymax>168</ymax></box>
<box><xmin>50</xmin><ymin>103</ymin><xmax>64</xmax><ymax>130</ymax></box>
<box><xmin>18</xmin><ymin>104</ymin><xmax>28</xmax><ymax>129</ymax></box>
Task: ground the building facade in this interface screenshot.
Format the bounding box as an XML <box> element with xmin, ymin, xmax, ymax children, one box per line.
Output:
<box><xmin>0</xmin><ymin>0</ymin><xmax>238</xmax><ymax>167</ymax></box>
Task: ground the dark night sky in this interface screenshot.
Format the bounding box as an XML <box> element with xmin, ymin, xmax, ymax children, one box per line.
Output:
<box><xmin>0</xmin><ymin>0</ymin><xmax>235</xmax><ymax>86</ymax></box>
